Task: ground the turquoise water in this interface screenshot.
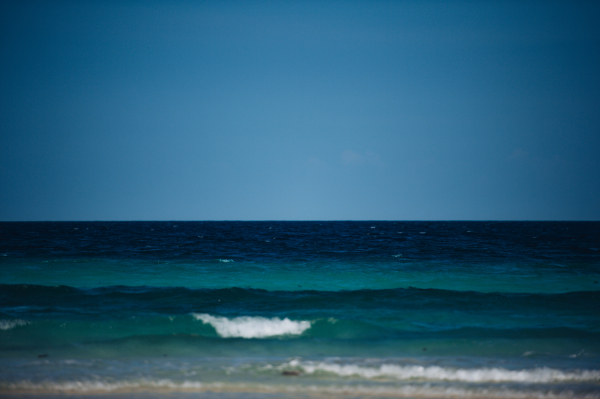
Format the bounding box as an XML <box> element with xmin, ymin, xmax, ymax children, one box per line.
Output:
<box><xmin>3</xmin><ymin>257</ymin><xmax>599</xmax><ymax>293</ymax></box>
<box><xmin>1</xmin><ymin>221</ymin><xmax>599</xmax><ymax>398</ymax></box>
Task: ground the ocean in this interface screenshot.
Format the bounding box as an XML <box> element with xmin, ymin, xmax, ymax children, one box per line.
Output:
<box><xmin>0</xmin><ymin>221</ymin><xmax>599</xmax><ymax>398</ymax></box>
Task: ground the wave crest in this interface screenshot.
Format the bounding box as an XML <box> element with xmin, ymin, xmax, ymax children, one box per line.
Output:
<box><xmin>192</xmin><ymin>313</ymin><xmax>311</xmax><ymax>338</ymax></box>
<box><xmin>283</xmin><ymin>360</ymin><xmax>600</xmax><ymax>383</ymax></box>
<box><xmin>0</xmin><ymin>319</ymin><xmax>29</xmax><ymax>331</ymax></box>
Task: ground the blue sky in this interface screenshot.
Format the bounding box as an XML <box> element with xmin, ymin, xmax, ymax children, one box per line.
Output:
<box><xmin>1</xmin><ymin>1</ymin><xmax>599</xmax><ymax>220</ymax></box>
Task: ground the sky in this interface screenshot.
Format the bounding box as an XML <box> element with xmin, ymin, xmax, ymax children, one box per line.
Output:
<box><xmin>1</xmin><ymin>0</ymin><xmax>599</xmax><ymax>221</ymax></box>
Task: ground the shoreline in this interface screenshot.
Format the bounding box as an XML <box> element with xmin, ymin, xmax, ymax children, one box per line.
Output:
<box><xmin>2</xmin><ymin>382</ymin><xmax>599</xmax><ymax>399</ymax></box>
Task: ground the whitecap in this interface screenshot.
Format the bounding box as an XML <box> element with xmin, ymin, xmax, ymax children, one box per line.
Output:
<box><xmin>0</xmin><ymin>319</ymin><xmax>29</xmax><ymax>330</ymax></box>
<box><xmin>192</xmin><ymin>314</ymin><xmax>311</xmax><ymax>338</ymax></box>
<box><xmin>217</xmin><ymin>259</ymin><xmax>234</xmax><ymax>263</ymax></box>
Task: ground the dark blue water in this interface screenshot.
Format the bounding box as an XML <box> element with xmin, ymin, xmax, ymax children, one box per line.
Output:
<box><xmin>1</xmin><ymin>221</ymin><xmax>599</xmax><ymax>398</ymax></box>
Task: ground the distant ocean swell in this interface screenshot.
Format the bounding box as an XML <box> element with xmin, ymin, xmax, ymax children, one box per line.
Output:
<box><xmin>3</xmin><ymin>284</ymin><xmax>599</xmax><ymax>313</ymax></box>
<box><xmin>2</xmin><ymin>221</ymin><xmax>599</xmax><ymax>294</ymax></box>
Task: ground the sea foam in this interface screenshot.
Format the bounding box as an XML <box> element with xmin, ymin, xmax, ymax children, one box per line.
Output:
<box><xmin>0</xmin><ymin>379</ymin><xmax>206</xmax><ymax>393</ymax></box>
<box><xmin>192</xmin><ymin>313</ymin><xmax>311</xmax><ymax>338</ymax></box>
<box><xmin>3</xmin><ymin>378</ymin><xmax>599</xmax><ymax>398</ymax></box>
<box><xmin>282</xmin><ymin>360</ymin><xmax>600</xmax><ymax>383</ymax></box>
<box><xmin>0</xmin><ymin>319</ymin><xmax>28</xmax><ymax>330</ymax></box>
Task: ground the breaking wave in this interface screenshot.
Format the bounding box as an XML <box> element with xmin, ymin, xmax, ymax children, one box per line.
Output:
<box><xmin>192</xmin><ymin>313</ymin><xmax>311</xmax><ymax>338</ymax></box>
<box><xmin>0</xmin><ymin>319</ymin><xmax>28</xmax><ymax>330</ymax></box>
<box><xmin>282</xmin><ymin>360</ymin><xmax>600</xmax><ymax>383</ymax></box>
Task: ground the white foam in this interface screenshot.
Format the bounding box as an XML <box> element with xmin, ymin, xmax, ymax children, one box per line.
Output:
<box><xmin>192</xmin><ymin>313</ymin><xmax>311</xmax><ymax>338</ymax></box>
<box><xmin>1</xmin><ymin>379</ymin><xmax>205</xmax><ymax>393</ymax></box>
<box><xmin>283</xmin><ymin>360</ymin><xmax>600</xmax><ymax>383</ymax></box>
<box><xmin>0</xmin><ymin>319</ymin><xmax>29</xmax><ymax>330</ymax></box>
<box><xmin>217</xmin><ymin>259</ymin><xmax>234</xmax><ymax>262</ymax></box>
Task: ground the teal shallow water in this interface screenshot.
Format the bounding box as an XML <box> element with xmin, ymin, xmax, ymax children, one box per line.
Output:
<box><xmin>2</xmin><ymin>257</ymin><xmax>600</xmax><ymax>293</ymax></box>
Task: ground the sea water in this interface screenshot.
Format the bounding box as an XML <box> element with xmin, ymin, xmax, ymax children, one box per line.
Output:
<box><xmin>0</xmin><ymin>221</ymin><xmax>599</xmax><ymax>398</ymax></box>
